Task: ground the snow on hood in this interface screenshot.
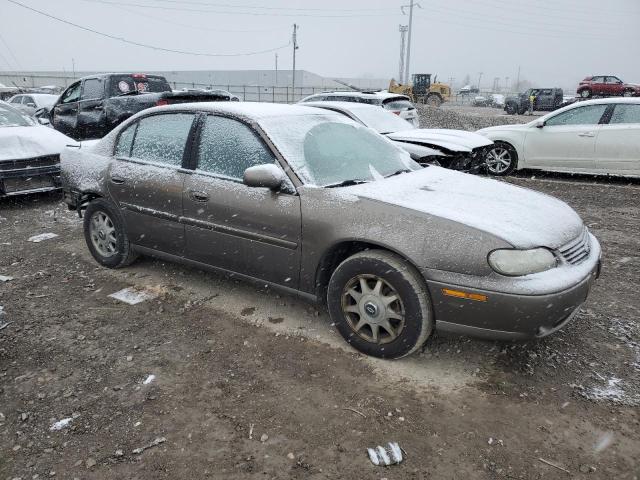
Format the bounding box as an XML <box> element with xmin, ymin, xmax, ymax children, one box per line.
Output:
<box><xmin>344</xmin><ymin>167</ymin><xmax>583</xmax><ymax>249</ymax></box>
<box><xmin>386</xmin><ymin>128</ymin><xmax>493</xmax><ymax>153</ymax></box>
<box><xmin>0</xmin><ymin>125</ymin><xmax>77</xmax><ymax>161</ymax></box>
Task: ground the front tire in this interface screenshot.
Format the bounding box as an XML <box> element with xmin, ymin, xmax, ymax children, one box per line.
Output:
<box><xmin>623</xmin><ymin>89</ymin><xmax>635</xmax><ymax>97</ymax></box>
<box><xmin>426</xmin><ymin>94</ymin><xmax>443</xmax><ymax>107</ymax></box>
<box><xmin>327</xmin><ymin>250</ymin><xmax>433</xmax><ymax>359</ymax></box>
<box><xmin>485</xmin><ymin>141</ymin><xmax>517</xmax><ymax>176</ymax></box>
<box><xmin>83</xmin><ymin>198</ymin><xmax>138</xmax><ymax>268</ymax></box>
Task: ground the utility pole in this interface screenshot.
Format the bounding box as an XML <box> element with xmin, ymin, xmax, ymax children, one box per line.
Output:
<box><xmin>398</xmin><ymin>25</ymin><xmax>408</xmax><ymax>84</ymax></box>
<box><xmin>505</xmin><ymin>76</ymin><xmax>510</xmax><ymax>92</ymax></box>
<box><xmin>477</xmin><ymin>72</ymin><xmax>483</xmax><ymax>90</ymax></box>
<box><xmin>401</xmin><ymin>1</ymin><xmax>421</xmax><ymax>86</ymax></box>
<box><xmin>275</xmin><ymin>53</ymin><xmax>278</xmax><ymax>86</ymax></box>
<box><xmin>291</xmin><ymin>24</ymin><xmax>298</xmax><ymax>102</ymax></box>
<box><xmin>72</xmin><ymin>58</ymin><xmax>76</xmax><ymax>79</ymax></box>
<box><xmin>515</xmin><ymin>65</ymin><xmax>521</xmax><ymax>92</ymax></box>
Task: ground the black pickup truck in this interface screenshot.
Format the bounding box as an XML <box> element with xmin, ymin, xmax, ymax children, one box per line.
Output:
<box><xmin>504</xmin><ymin>88</ymin><xmax>564</xmax><ymax>115</ymax></box>
<box><xmin>43</xmin><ymin>73</ymin><xmax>230</xmax><ymax>140</ymax></box>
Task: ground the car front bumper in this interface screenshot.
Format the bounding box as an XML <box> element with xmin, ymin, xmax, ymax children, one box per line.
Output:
<box><xmin>0</xmin><ymin>160</ymin><xmax>61</xmax><ymax>197</ymax></box>
<box><xmin>423</xmin><ymin>237</ymin><xmax>602</xmax><ymax>340</ymax></box>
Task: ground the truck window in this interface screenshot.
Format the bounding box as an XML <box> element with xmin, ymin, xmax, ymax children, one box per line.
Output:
<box><xmin>109</xmin><ymin>75</ymin><xmax>172</xmax><ymax>97</ymax></box>
<box><xmin>60</xmin><ymin>82</ymin><xmax>81</xmax><ymax>104</ymax></box>
<box><xmin>81</xmin><ymin>78</ymin><xmax>105</xmax><ymax>100</ymax></box>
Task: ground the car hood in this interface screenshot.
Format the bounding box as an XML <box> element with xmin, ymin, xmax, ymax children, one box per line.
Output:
<box><xmin>386</xmin><ymin>129</ymin><xmax>493</xmax><ymax>153</ymax></box>
<box><xmin>0</xmin><ymin>125</ymin><xmax>76</xmax><ymax>161</ymax></box>
<box><xmin>343</xmin><ymin>167</ymin><xmax>583</xmax><ymax>249</ymax></box>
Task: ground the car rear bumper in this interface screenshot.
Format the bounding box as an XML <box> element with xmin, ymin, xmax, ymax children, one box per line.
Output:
<box><xmin>424</xmin><ymin>251</ymin><xmax>601</xmax><ymax>341</ymax></box>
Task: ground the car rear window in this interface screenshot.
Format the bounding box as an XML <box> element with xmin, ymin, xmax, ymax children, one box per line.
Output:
<box><xmin>382</xmin><ymin>99</ymin><xmax>414</xmax><ymax>110</ymax></box>
<box><xmin>109</xmin><ymin>75</ymin><xmax>172</xmax><ymax>96</ymax></box>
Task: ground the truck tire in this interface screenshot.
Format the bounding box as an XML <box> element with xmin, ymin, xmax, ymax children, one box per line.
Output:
<box><xmin>426</xmin><ymin>94</ymin><xmax>443</xmax><ymax>107</ymax></box>
<box><xmin>505</xmin><ymin>102</ymin><xmax>517</xmax><ymax>115</ymax></box>
<box><xmin>327</xmin><ymin>250</ymin><xmax>433</xmax><ymax>359</ymax></box>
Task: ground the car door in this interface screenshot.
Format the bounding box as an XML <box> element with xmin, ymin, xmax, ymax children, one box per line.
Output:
<box><xmin>605</xmin><ymin>76</ymin><xmax>623</xmax><ymax>96</ymax></box>
<box><xmin>77</xmin><ymin>77</ymin><xmax>106</xmax><ymax>140</ymax></box>
<box><xmin>536</xmin><ymin>89</ymin><xmax>553</xmax><ymax>110</ymax></box>
<box><xmin>523</xmin><ymin>103</ymin><xmax>608</xmax><ymax>171</ymax></box>
<box><xmin>595</xmin><ymin>103</ymin><xmax>640</xmax><ymax>175</ymax></box>
<box><xmin>182</xmin><ymin>113</ymin><xmax>302</xmax><ymax>287</ymax></box>
<box><xmin>52</xmin><ymin>81</ymin><xmax>81</xmax><ymax>138</ymax></box>
<box><xmin>108</xmin><ymin>112</ymin><xmax>197</xmax><ymax>255</ymax></box>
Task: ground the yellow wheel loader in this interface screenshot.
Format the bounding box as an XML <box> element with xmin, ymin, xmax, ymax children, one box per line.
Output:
<box><xmin>389</xmin><ymin>74</ymin><xmax>451</xmax><ymax>107</ymax></box>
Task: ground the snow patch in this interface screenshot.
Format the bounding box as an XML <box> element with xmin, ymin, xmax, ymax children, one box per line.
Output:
<box><xmin>50</xmin><ymin>417</ymin><xmax>73</xmax><ymax>431</ymax></box>
<box><xmin>109</xmin><ymin>287</ymin><xmax>159</xmax><ymax>305</ymax></box>
<box><xmin>27</xmin><ymin>233</ymin><xmax>58</xmax><ymax>243</ymax></box>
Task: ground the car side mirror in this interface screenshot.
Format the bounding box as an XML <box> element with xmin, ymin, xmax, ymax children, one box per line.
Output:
<box><xmin>243</xmin><ymin>164</ymin><xmax>285</xmax><ymax>190</ymax></box>
<box><xmin>34</xmin><ymin>107</ymin><xmax>51</xmax><ymax>125</ymax></box>
<box><xmin>534</xmin><ymin>120</ymin><xmax>545</xmax><ymax>128</ymax></box>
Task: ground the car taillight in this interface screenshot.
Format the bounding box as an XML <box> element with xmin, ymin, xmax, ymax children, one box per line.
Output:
<box><xmin>392</xmin><ymin>111</ymin><xmax>401</xmax><ymax>115</ymax></box>
<box><xmin>156</xmin><ymin>99</ymin><xmax>169</xmax><ymax>106</ymax></box>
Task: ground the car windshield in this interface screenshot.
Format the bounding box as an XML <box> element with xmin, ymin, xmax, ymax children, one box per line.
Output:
<box><xmin>260</xmin><ymin>114</ymin><xmax>420</xmax><ymax>187</ymax></box>
<box><xmin>38</xmin><ymin>96</ymin><xmax>58</xmax><ymax>109</ymax></box>
<box><xmin>0</xmin><ymin>103</ymin><xmax>34</xmax><ymax>127</ymax></box>
<box><xmin>347</xmin><ymin>106</ymin><xmax>416</xmax><ymax>134</ymax></box>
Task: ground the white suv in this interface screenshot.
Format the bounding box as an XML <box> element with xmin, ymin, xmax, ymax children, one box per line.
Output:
<box><xmin>299</xmin><ymin>91</ymin><xmax>420</xmax><ymax>127</ymax></box>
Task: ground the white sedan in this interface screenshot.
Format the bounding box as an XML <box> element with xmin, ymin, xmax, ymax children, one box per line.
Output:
<box><xmin>477</xmin><ymin>98</ymin><xmax>640</xmax><ymax>177</ymax></box>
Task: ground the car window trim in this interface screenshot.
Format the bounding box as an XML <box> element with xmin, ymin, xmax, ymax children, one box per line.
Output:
<box><xmin>599</xmin><ymin>104</ymin><xmax>616</xmax><ymax>125</ymax></box>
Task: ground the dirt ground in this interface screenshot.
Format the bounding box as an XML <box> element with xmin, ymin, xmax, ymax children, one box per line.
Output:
<box><xmin>1</xmin><ymin>172</ymin><xmax>639</xmax><ymax>479</ymax></box>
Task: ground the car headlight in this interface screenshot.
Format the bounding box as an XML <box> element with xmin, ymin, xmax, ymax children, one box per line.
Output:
<box><xmin>488</xmin><ymin>248</ymin><xmax>557</xmax><ymax>276</ymax></box>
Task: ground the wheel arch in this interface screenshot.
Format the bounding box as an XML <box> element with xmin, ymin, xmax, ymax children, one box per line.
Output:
<box><xmin>313</xmin><ymin>239</ymin><xmax>425</xmax><ymax>304</ymax></box>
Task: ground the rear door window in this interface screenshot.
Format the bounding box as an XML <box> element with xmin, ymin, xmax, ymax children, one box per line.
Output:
<box><xmin>81</xmin><ymin>78</ymin><xmax>105</xmax><ymax>100</ymax></box>
<box><xmin>196</xmin><ymin>115</ymin><xmax>275</xmax><ymax>180</ymax></box>
<box><xmin>130</xmin><ymin>113</ymin><xmax>195</xmax><ymax>166</ymax></box>
<box><xmin>9</xmin><ymin>96</ymin><xmax>22</xmax><ymax>104</ymax></box>
<box><xmin>609</xmin><ymin>104</ymin><xmax>640</xmax><ymax>124</ymax></box>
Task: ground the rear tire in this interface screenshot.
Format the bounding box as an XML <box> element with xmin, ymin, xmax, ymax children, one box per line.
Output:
<box><xmin>580</xmin><ymin>89</ymin><xmax>592</xmax><ymax>98</ymax></box>
<box><xmin>327</xmin><ymin>250</ymin><xmax>433</xmax><ymax>359</ymax></box>
<box><xmin>83</xmin><ymin>198</ymin><xmax>138</xmax><ymax>268</ymax></box>
<box><xmin>505</xmin><ymin>103</ymin><xmax>517</xmax><ymax>115</ymax></box>
<box><xmin>485</xmin><ymin>141</ymin><xmax>517</xmax><ymax>176</ymax></box>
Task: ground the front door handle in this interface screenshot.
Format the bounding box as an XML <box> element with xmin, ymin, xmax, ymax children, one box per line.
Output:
<box><xmin>189</xmin><ymin>190</ymin><xmax>209</xmax><ymax>202</ymax></box>
<box><xmin>578</xmin><ymin>132</ymin><xmax>595</xmax><ymax>137</ymax></box>
<box><xmin>110</xmin><ymin>176</ymin><xmax>125</xmax><ymax>185</ymax></box>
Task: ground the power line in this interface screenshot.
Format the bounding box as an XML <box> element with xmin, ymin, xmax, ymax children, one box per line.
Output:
<box><xmin>5</xmin><ymin>0</ymin><xmax>291</xmax><ymax>57</ymax></box>
<box><xmin>76</xmin><ymin>0</ymin><xmax>396</xmax><ymax>17</ymax></box>
<box><xmin>0</xmin><ymin>32</ymin><xmax>22</xmax><ymax>70</ymax></box>
<box><xmin>150</xmin><ymin>0</ymin><xmax>398</xmax><ymax>12</ymax></box>
<box><xmin>80</xmin><ymin>0</ymin><xmax>285</xmax><ymax>33</ymax></box>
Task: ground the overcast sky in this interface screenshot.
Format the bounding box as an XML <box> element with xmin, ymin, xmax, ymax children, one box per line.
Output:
<box><xmin>1</xmin><ymin>0</ymin><xmax>639</xmax><ymax>89</ymax></box>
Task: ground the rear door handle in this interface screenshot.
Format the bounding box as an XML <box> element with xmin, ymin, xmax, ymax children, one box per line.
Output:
<box><xmin>110</xmin><ymin>176</ymin><xmax>125</xmax><ymax>185</ymax></box>
<box><xmin>189</xmin><ymin>190</ymin><xmax>209</xmax><ymax>202</ymax></box>
<box><xmin>578</xmin><ymin>132</ymin><xmax>595</xmax><ymax>137</ymax></box>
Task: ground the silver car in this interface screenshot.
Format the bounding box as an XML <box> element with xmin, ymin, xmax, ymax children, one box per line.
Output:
<box><xmin>61</xmin><ymin>103</ymin><xmax>601</xmax><ymax>359</ymax></box>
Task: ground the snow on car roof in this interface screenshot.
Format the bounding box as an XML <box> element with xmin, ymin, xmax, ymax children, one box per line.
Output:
<box><xmin>145</xmin><ymin>102</ymin><xmax>343</xmax><ymax>120</ymax></box>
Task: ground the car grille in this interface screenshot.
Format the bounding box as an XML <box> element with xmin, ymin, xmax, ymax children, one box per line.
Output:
<box><xmin>558</xmin><ymin>228</ymin><xmax>591</xmax><ymax>265</ymax></box>
<box><xmin>0</xmin><ymin>154</ymin><xmax>60</xmax><ymax>172</ymax></box>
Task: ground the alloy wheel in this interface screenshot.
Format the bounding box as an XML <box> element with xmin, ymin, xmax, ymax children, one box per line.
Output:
<box><xmin>341</xmin><ymin>274</ymin><xmax>405</xmax><ymax>344</ymax></box>
<box><xmin>89</xmin><ymin>211</ymin><xmax>117</xmax><ymax>258</ymax></box>
<box><xmin>486</xmin><ymin>147</ymin><xmax>512</xmax><ymax>174</ymax></box>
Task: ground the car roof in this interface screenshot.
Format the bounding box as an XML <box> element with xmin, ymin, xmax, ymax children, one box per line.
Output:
<box><xmin>302</xmin><ymin>101</ymin><xmax>384</xmax><ymax>114</ymax></box>
<box><xmin>570</xmin><ymin>97</ymin><xmax>640</xmax><ymax>106</ymax></box>
<box><xmin>310</xmin><ymin>91</ymin><xmax>410</xmax><ymax>100</ymax></box>
<box><xmin>142</xmin><ymin>102</ymin><xmax>342</xmax><ymax>120</ymax></box>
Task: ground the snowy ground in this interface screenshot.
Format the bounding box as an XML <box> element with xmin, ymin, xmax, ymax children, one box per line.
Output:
<box><xmin>1</xmin><ymin>170</ymin><xmax>639</xmax><ymax>479</ymax></box>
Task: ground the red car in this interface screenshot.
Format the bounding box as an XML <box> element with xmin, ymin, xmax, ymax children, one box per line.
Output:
<box><xmin>577</xmin><ymin>75</ymin><xmax>640</xmax><ymax>98</ymax></box>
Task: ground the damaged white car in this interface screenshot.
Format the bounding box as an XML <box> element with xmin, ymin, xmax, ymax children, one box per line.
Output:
<box><xmin>0</xmin><ymin>101</ymin><xmax>75</xmax><ymax>197</ymax></box>
<box><xmin>304</xmin><ymin>101</ymin><xmax>493</xmax><ymax>172</ymax></box>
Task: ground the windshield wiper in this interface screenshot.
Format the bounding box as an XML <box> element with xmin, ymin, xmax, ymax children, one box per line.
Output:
<box><xmin>384</xmin><ymin>169</ymin><xmax>412</xmax><ymax>178</ymax></box>
<box><xmin>324</xmin><ymin>179</ymin><xmax>369</xmax><ymax>188</ymax></box>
